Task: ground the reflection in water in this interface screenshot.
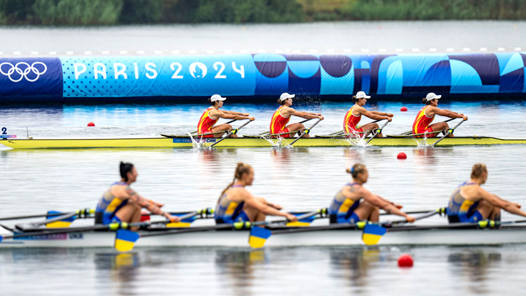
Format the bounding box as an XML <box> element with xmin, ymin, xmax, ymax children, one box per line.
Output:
<box><xmin>329</xmin><ymin>247</ymin><xmax>382</xmax><ymax>291</ymax></box>
<box><xmin>215</xmin><ymin>249</ymin><xmax>266</xmax><ymax>294</ymax></box>
<box><xmin>447</xmin><ymin>249</ymin><xmax>502</xmax><ymax>294</ymax></box>
<box><xmin>413</xmin><ymin>147</ymin><xmax>437</xmax><ymax>165</ymax></box>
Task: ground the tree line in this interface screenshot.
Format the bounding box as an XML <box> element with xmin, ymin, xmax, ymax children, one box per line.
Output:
<box><xmin>1</xmin><ymin>0</ymin><xmax>525</xmax><ymax>26</ymax></box>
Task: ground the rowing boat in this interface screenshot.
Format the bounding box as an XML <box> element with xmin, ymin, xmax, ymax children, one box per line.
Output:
<box><xmin>2</xmin><ymin>135</ymin><xmax>526</xmax><ymax>149</ymax></box>
<box><xmin>1</xmin><ymin>224</ymin><xmax>525</xmax><ymax>248</ymax></box>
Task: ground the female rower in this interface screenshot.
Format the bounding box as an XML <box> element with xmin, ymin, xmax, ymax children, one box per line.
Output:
<box><xmin>197</xmin><ymin>94</ymin><xmax>255</xmax><ymax>138</ymax></box>
<box><xmin>447</xmin><ymin>163</ymin><xmax>526</xmax><ymax>223</ymax></box>
<box><xmin>215</xmin><ymin>162</ymin><xmax>298</xmax><ymax>224</ymax></box>
<box><xmin>328</xmin><ymin>163</ymin><xmax>415</xmax><ymax>224</ymax></box>
<box><xmin>269</xmin><ymin>92</ymin><xmax>324</xmax><ymax>138</ymax></box>
<box><xmin>95</xmin><ymin>162</ymin><xmax>179</xmax><ymax>229</ymax></box>
<box><xmin>412</xmin><ymin>92</ymin><xmax>467</xmax><ymax>138</ymax></box>
<box><xmin>343</xmin><ymin>91</ymin><xmax>393</xmax><ymax>137</ymax></box>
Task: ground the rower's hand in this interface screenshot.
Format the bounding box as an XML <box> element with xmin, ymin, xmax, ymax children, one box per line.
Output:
<box><xmin>406</xmin><ymin>215</ymin><xmax>416</xmax><ymax>223</ymax></box>
<box><xmin>149</xmin><ymin>200</ymin><xmax>164</xmax><ymax>208</ymax></box>
<box><xmin>514</xmin><ymin>203</ymin><xmax>521</xmax><ymax>209</ymax></box>
<box><xmin>285</xmin><ymin>213</ymin><xmax>298</xmax><ymax>222</ymax></box>
<box><xmin>164</xmin><ymin>213</ymin><xmax>180</xmax><ymax>223</ymax></box>
<box><xmin>318</xmin><ymin>115</ymin><xmax>324</xmax><ymax>120</ymax></box>
<box><xmin>248</xmin><ymin>116</ymin><xmax>255</xmax><ymax>121</ymax></box>
<box><xmin>386</xmin><ymin>117</ymin><xmax>392</xmax><ymax>122</ymax></box>
<box><xmin>394</xmin><ymin>203</ymin><xmax>403</xmax><ymax>209</ymax></box>
<box><xmin>461</xmin><ymin>114</ymin><xmax>468</xmax><ymax>121</ymax></box>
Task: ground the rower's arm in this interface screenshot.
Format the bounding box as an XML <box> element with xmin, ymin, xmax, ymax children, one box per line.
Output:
<box><xmin>361</xmin><ymin>189</ymin><xmax>413</xmax><ymax>221</ymax></box>
<box><xmin>433</xmin><ymin>107</ymin><xmax>467</xmax><ymax>120</ymax></box>
<box><xmin>244</xmin><ymin>193</ymin><xmax>297</xmax><ymax>221</ymax></box>
<box><xmin>289</xmin><ymin>108</ymin><xmax>323</xmax><ymax>120</ymax></box>
<box><xmin>118</xmin><ymin>187</ymin><xmax>179</xmax><ymax>222</ymax></box>
<box><xmin>479</xmin><ymin>188</ymin><xmax>526</xmax><ymax>217</ymax></box>
<box><xmin>223</xmin><ymin>110</ymin><xmax>249</xmax><ymax>116</ymax></box>
<box><xmin>216</xmin><ymin>110</ymin><xmax>254</xmax><ymax>121</ymax></box>
<box><xmin>361</xmin><ymin>109</ymin><xmax>391</xmax><ymax>121</ymax></box>
<box><xmin>370</xmin><ymin>111</ymin><xmax>393</xmax><ymax>117</ymax></box>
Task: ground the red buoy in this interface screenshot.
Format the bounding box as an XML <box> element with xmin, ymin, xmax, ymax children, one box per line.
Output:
<box><xmin>398</xmin><ymin>254</ymin><xmax>414</xmax><ymax>267</ymax></box>
<box><xmin>397</xmin><ymin>152</ymin><xmax>407</xmax><ymax>159</ymax></box>
<box><xmin>87</xmin><ymin>122</ymin><xmax>95</xmax><ymax>127</ymax></box>
<box><xmin>400</xmin><ymin>106</ymin><xmax>408</xmax><ymax>112</ymax></box>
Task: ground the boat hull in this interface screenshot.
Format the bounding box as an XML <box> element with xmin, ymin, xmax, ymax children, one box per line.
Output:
<box><xmin>1</xmin><ymin>226</ymin><xmax>526</xmax><ymax>248</ymax></box>
<box><xmin>2</xmin><ymin>136</ymin><xmax>526</xmax><ymax>149</ymax></box>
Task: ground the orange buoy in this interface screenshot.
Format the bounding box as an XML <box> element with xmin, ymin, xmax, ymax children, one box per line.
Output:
<box><xmin>400</xmin><ymin>106</ymin><xmax>408</xmax><ymax>112</ymax></box>
<box><xmin>397</xmin><ymin>152</ymin><xmax>407</xmax><ymax>159</ymax></box>
<box><xmin>398</xmin><ymin>254</ymin><xmax>414</xmax><ymax>267</ymax></box>
<box><xmin>87</xmin><ymin>122</ymin><xmax>95</xmax><ymax>127</ymax></box>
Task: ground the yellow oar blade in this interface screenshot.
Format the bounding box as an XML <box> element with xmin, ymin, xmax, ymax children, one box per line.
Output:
<box><xmin>114</xmin><ymin>229</ymin><xmax>140</xmax><ymax>252</ymax></box>
<box><xmin>285</xmin><ymin>221</ymin><xmax>311</xmax><ymax>227</ymax></box>
<box><xmin>362</xmin><ymin>224</ymin><xmax>386</xmax><ymax>245</ymax></box>
<box><xmin>248</xmin><ymin>226</ymin><xmax>271</xmax><ymax>248</ymax></box>
<box><xmin>46</xmin><ymin>221</ymin><xmax>73</xmax><ymax>228</ymax></box>
<box><xmin>166</xmin><ymin>222</ymin><xmax>192</xmax><ymax>228</ymax></box>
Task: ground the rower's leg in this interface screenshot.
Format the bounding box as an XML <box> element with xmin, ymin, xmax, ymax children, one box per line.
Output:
<box><xmin>475</xmin><ymin>200</ymin><xmax>497</xmax><ymax>220</ymax></box>
<box><xmin>354</xmin><ymin>201</ymin><xmax>378</xmax><ymax>222</ymax></box>
<box><xmin>286</xmin><ymin>123</ymin><xmax>307</xmax><ymax>138</ymax></box>
<box><xmin>212</xmin><ymin>124</ymin><xmax>236</xmax><ymax>137</ymax></box>
<box><xmin>115</xmin><ymin>203</ymin><xmax>142</xmax><ymax>230</ymax></box>
<box><xmin>429</xmin><ymin>122</ymin><xmax>449</xmax><ymax>137</ymax></box>
<box><xmin>362</xmin><ymin>123</ymin><xmax>380</xmax><ymax>137</ymax></box>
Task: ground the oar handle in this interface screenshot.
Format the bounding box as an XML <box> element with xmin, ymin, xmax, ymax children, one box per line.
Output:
<box><xmin>287</xmin><ymin>118</ymin><xmax>322</xmax><ymax>146</ymax></box>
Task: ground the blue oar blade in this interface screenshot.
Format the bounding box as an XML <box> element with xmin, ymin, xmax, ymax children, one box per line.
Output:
<box><xmin>0</xmin><ymin>235</ymin><xmax>3</xmax><ymax>243</ymax></box>
<box><xmin>114</xmin><ymin>229</ymin><xmax>140</xmax><ymax>252</ymax></box>
<box><xmin>248</xmin><ymin>226</ymin><xmax>271</xmax><ymax>248</ymax></box>
<box><xmin>46</xmin><ymin>211</ymin><xmax>75</xmax><ymax>228</ymax></box>
<box><xmin>362</xmin><ymin>224</ymin><xmax>386</xmax><ymax>245</ymax></box>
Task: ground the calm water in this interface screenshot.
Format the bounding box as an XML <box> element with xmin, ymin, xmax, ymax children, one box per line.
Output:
<box><xmin>1</xmin><ymin>102</ymin><xmax>526</xmax><ymax>295</ymax></box>
<box><xmin>0</xmin><ymin>21</ymin><xmax>524</xmax><ymax>55</ymax></box>
<box><xmin>1</xmin><ymin>20</ymin><xmax>526</xmax><ymax>294</ymax></box>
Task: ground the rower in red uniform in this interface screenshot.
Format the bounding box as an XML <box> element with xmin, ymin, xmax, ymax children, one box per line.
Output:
<box><xmin>343</xmin><ymin>91</ymin><xmax>393</xmax><ymax>137</ymax></box>
<box><xmin>412</xmin><ymin>92</ymin><xmax>467</xmax><ymax>138</ymax></box>
<box><xmin>269</xmin><ymin>92</ymin><xmax>324</xmax><ymax>138</ymax></box>
<box><xmin>197</xmin><ymin>94</ymin><xmax>254</xmax><ymax>138</ymax></box>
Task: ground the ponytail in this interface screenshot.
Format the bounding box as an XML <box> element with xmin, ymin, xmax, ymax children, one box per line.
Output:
<box><xmin>422</xmin><ymin>98</ymin><xmax>430</xmax><ymax>105</ymax></box>
<box><xmin>119</xmin><ymin>161</ymin><xmax>134</xmax><ymax>182</ymax></box>
<box><xmin>346</xmin><ymin>163</ymin><xmax>366</xmax><ymax>178</ymax></box>
<box><xmin>218</xmin><ymin>162</ymin><xmax>253</xmax><ymax>203</ymax></box>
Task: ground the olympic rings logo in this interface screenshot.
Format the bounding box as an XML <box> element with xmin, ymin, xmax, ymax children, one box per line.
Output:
<box><xmin>0</xmin><ymin>62</ymin><xmax>48</xmax><ymax>83</ymax></box>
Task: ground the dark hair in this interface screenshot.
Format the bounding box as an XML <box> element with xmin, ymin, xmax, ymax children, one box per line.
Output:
<box><xmin>278</xmin><ymin>99</ymin><xmax>287</xmax><ymax>105</ymax></box>
<box><xmin>208</xmin><ymin>98</ymin><xmax>218</xmax><ymax>106</ymax></box>
<box><xmin>346</xmin><ymin>163</ymin><xmax>366</xmax><ymax>178</ymax></box>
<box><xmin>352</xmin><ymin>96</ymin><xmax>359</xmax><ymax>103</ymax></box>
<box><xmin>119</xmin><ymin>161</ymin><xmax>134</xmax><ymax>182</ymax></box>
<box><xmin>471</xmin><ymin>163</ymin><xmax>487</xmax><ymax>179</ymax></box>
<box><xmin>422</xmin><ymin>98</ymin><xmax>432</xmax><ymax>105</ymax></box>
<box><xmin>218</xmin><ymin>162</ymin><xmax>253</xmax><ymax>202</ymax></box>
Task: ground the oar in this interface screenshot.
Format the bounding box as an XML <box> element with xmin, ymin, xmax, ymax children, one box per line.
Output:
<box><xmin>258</xmin><ymin>118</ymin><xmax>313</xmax><ymax>137</ymax></box>
<box><xmin>0</xmin><ymin>208</ymin><xmax>93</xmax><ymax>222</ymax></box>
<box><xmin>365</xmin><ymin>120</ymin><xmax>389</xmax><ymax>144</ymax></box>
<box><xmin>399</xmin><ymin>118</ymin><xmax>456</xmax><ymax>136</ymax></box>
<box><xmin>287</xmin><ymin>118</ymin><xmax>322</xmax><ymax>147</ymax></box>
<box><xmin>432</xmin><ymin>119</ymin><xmax>466</xmax><ymax>147</ymax></box>
<box><xmin>362</xmin><ymin>210</ymin><xmax>440</xmax><ymax>245</ymax></box>
<box><xmin>248</xmin><ymin>210</ymin><xmax>322</xmax><ymax>248</ymax></box>
<box><xmin>209</xmin><ymin>119</ymin><xmax>252</xmax><ymax>148</ymax></box>
<box><xmin>117</xmin><ymin>210</ymin><xmax>322</xmax><ymax>252</ymax></box>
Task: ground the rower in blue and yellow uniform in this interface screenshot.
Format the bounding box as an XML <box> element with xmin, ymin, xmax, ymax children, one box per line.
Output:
<box><xmin>447</xmin><ymin>163</ymin><xmax>526</xmax><ymax>223</ymax></box>
<box><xmin>215</xmin><ymin>162</ymin><xmax>297</xmax><ymax>224</ymax></box>
<box><xmin>329</xmin><ymin>163</ymin><xmax>415</xmax><ymax>224</ymax></box>
<box><xmin>95</xmin><ymin>162</ymin><xmax>179</xmax><ymax>229</ymax></box>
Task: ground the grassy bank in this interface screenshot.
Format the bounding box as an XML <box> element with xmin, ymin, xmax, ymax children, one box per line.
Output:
<box><xmin>1</xmin><ymin>0</ymin><xmax>526</xmax><ymax>26</ymax></box>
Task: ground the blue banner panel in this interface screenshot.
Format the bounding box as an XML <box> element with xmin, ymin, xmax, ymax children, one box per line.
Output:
<box><xmin>61</xmin><ymin>55</ymin><xmax>257</xmax><ymax>98</ymax></box>
<box><xmin>0</xmin><ymin>58</ymin><xmax>62</xmax><ymax>98</ymax></box>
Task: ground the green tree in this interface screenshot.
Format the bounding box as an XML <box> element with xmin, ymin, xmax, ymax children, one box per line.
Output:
<box><xmin>120</xmin><ymin>0</ymin><xmax>163</xmax><ymax>24</ymax></box>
